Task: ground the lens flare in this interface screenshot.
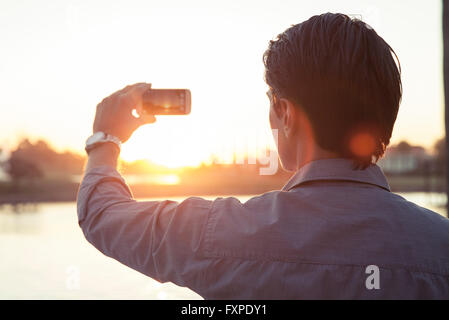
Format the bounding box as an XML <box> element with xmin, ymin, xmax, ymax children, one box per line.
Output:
<box><xmin>349</xmin><ymin>133</ymin><xmax>376</xmax><ymax>157</ymax></box>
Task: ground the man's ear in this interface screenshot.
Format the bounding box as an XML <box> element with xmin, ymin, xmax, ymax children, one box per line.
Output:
<box><xmin>279</xmin><ymin>98</ymin><xmax>297</xmax><ymax>138</ymax></box>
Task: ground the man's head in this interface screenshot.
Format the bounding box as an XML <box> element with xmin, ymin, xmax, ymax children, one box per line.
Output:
<box><xmin>264</xmin><ymin>13</ymin><xmax>402</xmax><ymax>171</ymax></box>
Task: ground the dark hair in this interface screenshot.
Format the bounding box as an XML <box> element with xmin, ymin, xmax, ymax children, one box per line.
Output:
<box><xmin>263</xmin><ymin>13</ymin><xmax>402</xmax><ymax>168</ymax></box>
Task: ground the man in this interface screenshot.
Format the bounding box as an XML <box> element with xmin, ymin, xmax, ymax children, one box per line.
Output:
<box><xmin>77</xmin><ymin>13</ymin><xmax>449</xmax><ymax>299</ymax></box>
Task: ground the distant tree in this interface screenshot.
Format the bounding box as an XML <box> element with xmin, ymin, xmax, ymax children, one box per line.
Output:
<box><xmin>6</xmin><ymin>153</ymin><xmax>43</xmax><ymax>183</ymax></box>
<box><xmin>7</xmin><ymin>138</ymin><xmax>85</xmax><ymax>178</ymax></box>
<box><xmin>396</xmin><ymin>141</ymin><xmax>412</xmax><ymax>152</ymax></box>
<box><xmin>434</xmin><ymin>138</ymin><xmax>446</xmax><ymax>174</ymax></box>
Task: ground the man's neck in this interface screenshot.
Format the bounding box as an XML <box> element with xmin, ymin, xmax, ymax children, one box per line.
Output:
<box><xmin>294</xmin><ymin>143</ymin><xmax>340</xmax><ymax>171</ymax></box>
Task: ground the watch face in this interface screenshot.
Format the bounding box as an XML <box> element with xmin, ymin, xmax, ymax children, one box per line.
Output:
<box><xmin>86</xmin><ymin>131</ymin><xmax>105</xmax><ymax>145</ymax></box>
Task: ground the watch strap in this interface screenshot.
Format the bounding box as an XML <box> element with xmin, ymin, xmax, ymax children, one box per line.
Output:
<box><xmin>85</xmin><ymin>132</ymin><xmax>122</xmax><ymax>154</ymax></box>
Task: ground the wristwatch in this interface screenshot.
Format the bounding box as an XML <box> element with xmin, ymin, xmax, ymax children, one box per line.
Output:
<box><xmin>85</xmin><ymin>131</ymin><xmax>122</xmax><ymax>154</ymax></box>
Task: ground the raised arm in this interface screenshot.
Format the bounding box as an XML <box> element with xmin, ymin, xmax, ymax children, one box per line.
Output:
<box><xmin>76</xmin><ymin>83</ymin><xmax>213</xmax><ymax>294</ymax></box>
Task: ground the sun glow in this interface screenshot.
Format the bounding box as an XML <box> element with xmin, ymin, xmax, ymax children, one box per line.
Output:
<box><xmin>118</xmin><ymin>115</ymin><xmax>277</xmax><ymax>168</ymax></box>
<box><xmin>120</xmin><ymin>139</ymin><xmax>210</xmax><ymax>168</ymax></box>
<box><xmin>124</xmin><ymin>173</ymin><xmax>181</xmax><ymax>185</ymax></box>
<box><xmin>121</xmin><ymin>146</ymin><xmax>252</xmax><ymax>169</ymax></box>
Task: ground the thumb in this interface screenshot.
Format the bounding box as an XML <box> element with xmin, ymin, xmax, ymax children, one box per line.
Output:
<box><xmin>137</xmin><ymin>113</ymin><xmax>157</xmax><ymax>126</ymax></box>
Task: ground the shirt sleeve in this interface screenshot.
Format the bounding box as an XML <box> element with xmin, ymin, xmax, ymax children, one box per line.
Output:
<box><xmin>76</xmin><ymin>165</ymin><xmax>214</xmax><ymax>293</ymax></box>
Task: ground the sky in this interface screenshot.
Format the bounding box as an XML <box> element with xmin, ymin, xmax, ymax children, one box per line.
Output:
<box><xmin>0</xmin><ymin>0</ymin><xmax>444</xmax><ymax>167</ymax></box>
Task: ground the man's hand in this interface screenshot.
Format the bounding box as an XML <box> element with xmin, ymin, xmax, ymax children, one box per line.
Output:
<box><xmin>93</xmin><ymin>82</ymin><xmax>156</xmax><ymax>143</ymax></box>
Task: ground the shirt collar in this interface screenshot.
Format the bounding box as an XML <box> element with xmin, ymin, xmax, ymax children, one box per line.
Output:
<box><xmin>282</xmin><ymin>158</ymin><xmax>390</xmax><ymax>192</ymax></box>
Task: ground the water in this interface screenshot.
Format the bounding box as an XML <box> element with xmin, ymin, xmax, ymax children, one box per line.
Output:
<box><xmin>0</xmin><ymin>193</ymin><xmax>446</xmax><ymax>299</ymax></box>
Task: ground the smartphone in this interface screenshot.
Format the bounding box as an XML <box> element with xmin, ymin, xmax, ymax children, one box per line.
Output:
<box><xmin>142</xmin><ymin>89</ymin><xmax>191</xmax><ymax>115</ymax></box>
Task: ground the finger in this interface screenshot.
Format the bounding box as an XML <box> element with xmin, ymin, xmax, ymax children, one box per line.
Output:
<box><xmin>118</xmin><ymin>82</ymin><xmax>151</xmax><ymax>94</ymax></box>
<box><xmin>106</xmin><ymin>83</ymin><xmax>145</xmax><ymax>101</ymax></box>
<box><xmin>121</xmin><ymin>83</ymin><xmax>152</xmax><ymax>110</ymax></box>
<box><xmin>116</xmin><ymin>82</ymin><xmax>151</xmax><ymax>94</ymax></box>
<box><xmin>117</xmin><ymin>84</ymin><xmax>151</xmax><ymax>112</ymax></box>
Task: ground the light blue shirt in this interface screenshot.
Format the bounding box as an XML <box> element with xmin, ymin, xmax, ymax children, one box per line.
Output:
<box><xmin>77</xmin><ymin>158</ymin><xmax>449</xmax><ymax>299</ymax></box>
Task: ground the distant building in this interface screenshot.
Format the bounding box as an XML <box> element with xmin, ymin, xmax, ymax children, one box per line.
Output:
<box><xmin>0</xmin><ymin>150</ymin><xmax>10</xmax><ymax>182</ymax></box>
<box><xmin>378</xmin><ymin>142</ymin><xmax>431</xmax><ymax>174</ymax></box>
<box><xmin>0</xmin><ymin>167</ymin><xmax>9</xmax><ymax>182</ymax></box>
